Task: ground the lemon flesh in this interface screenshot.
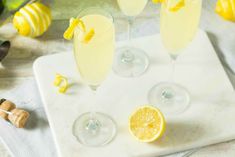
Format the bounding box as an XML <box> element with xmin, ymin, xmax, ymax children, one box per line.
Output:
<box><xmin>129</xmin><ymin>105</ymin><xmax>166</xmax><ymax>142</ymax></box>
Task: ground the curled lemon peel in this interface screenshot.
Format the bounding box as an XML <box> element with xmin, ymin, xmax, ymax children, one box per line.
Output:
<box><xmin>63</xmin><ymin>18</ymin><xmax>83</xmax><ymax>40</ymax></box>
<box><xmin>63</xmin><ymin>17</ymin><xmax>95</xmax><ymax>43</ymax></box>
<box><xmin>82</xmin><ymin>28</ymin><xmax>95</xmax><ymax>43</ymax></box>
<box><xmin>69</xmin><ymin>18</ymin><xmax>86</xmax><ymax>32</ymax></box>
<box><xmin>152</xmin><ymin>0</ymin><xmax>164</xmax><ymax>4</ymax></box>
<box><xmin>215</xmin><ymin>0</ymin><xmax>235</xmax><ymax>21</ymax></box>
<box><xmin>54</xmin><ymin>74</ymin><xmax>68</xmax><ymax>94</ymax></box>
<box><xmin>152</xmin><ymin>0</ymin><xmax>185</xmax><ymax>12</ymax></box>
<box><xmin>169</xmin><ymin>0</ymin><xmax>185</xmax><ymax>12</ymax></box>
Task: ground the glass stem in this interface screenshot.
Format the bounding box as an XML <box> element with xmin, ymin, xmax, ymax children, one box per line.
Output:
<box><xmin>127</xmin><ymin>17</ymin><xmax>133</xmax><ymax>44</ymax></box>
<box><xmin>86</xmin><ymin>86</ymin><xmax>101</xmax><ymax>134</ymax></box>
<box><xmin>122</xmin><ymin>17</ymin><xmax>135</xmax><ymax>63</ymax></box>
<box><xmin>162</xmin><ymin>56</ymin><xmax>177</xmax><ymax>99</ymax></box>
<box><xmin>170</xmin><ymin>57</ymin><xmax>176</xmax><ymax>83</ymax></box>
<box><xmin>90</xmin><ymin>86</ymin><xmax>97</xmax><ymax>115</ymax></box>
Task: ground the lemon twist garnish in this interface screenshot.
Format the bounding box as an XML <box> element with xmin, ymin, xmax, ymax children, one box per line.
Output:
<box><xmin>215</xmin><ymin>0</ymin><xmax>235</xmax><ymax>21</ymax></box>
<box><xmin>152</xmin><ymin>0</ymin><xmax>164</xmax><ymax>4</ymax></box>
<box><xmin>70</xmin><ymin>18</ymin><xmax>86</xmax><ymax>32</ymax></box>
<box><xmin>82</xmin><ymin>28</ymin><xmax>95</xmax><ymax>43</ymax></box>
<box><xmin>64</xmin><ymin>17</ymin><xmax>95</xmax><ymax>43</ymax></box>
<box><xmin>54</xmin><ymin>74</ymin><xmax>68</xmax><ymax>93</ymax></box>
<box><xmin>152</xmin><ymin>0</ymin><xmax>185</xmax><ymax>12</ymax></box>
<box><xmin>63</xmin><ymin>18</ymin><xmax>83</xmax><ymax>40</ymax></box>
<box><xmin>129</xmin><ymin>105</ymin><xmax>166</xmax><ymax>142</ymax></box>
<box><xmin>169</xmin><ymin>0</ymin><xmax>185</xmax><ymax>12</ymax></box>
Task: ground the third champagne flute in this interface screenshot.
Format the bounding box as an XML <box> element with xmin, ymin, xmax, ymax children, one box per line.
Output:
<box><xmin>113</xmin><ymin>0</ymin><xmax>149</xmax><ymax>77</ymax></box>
<box><xmin>148</xmin><ymin>0</ymin><xmax>202</xmax><ymax>114</ymax></box>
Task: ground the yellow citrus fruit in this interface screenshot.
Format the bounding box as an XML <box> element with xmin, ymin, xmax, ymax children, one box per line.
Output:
<box><xmin>129</xmin><ymin>105</ymin><xmax>166</xmax><ymax>142</ymax></box>
<box><xmin>215</xmin><ymin>0</ymin><xmax>235</xmax><ymax>21</ymax></box>
<box><xmin>13</xmin><ymin>12</ymin><xmax>31</xmax><ymax>36</ymax></box>
<box><xmin>13</xmin><ymin>2</ymin><xmax>51</xmax><ymax>37</ymax></box>
<box><xmin>169</xmin><ymin>0</ymin><xmax>185</xmax><ymax>12</ymax></box>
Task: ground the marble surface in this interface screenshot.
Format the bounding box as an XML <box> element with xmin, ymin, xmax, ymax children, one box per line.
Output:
<box><xmin>34</xmin><ymin>31</ymin><xmax>235</xmax><ymax>157</ymax></box>
<box><xmin>1</xmin><ymin>0</ymin><xmax>235</xmax><ymax>156</ymax></box>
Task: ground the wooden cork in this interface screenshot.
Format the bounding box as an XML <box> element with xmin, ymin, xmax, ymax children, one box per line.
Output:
<box><xmin>0</xmin><ymin>99</ymin><xmax>16</xmax><ymax>120</ymax></box>
<box><xmin>8</xmin><ymin>109</ymin><xmax>30</xmax><ymax>128</ymax></box>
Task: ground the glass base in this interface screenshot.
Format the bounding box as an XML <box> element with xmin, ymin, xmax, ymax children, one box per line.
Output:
<box><xmin>148</xmin><ymin>82</ymin><xmax>190</xmax><ymax>115</ymax></box>
<box><xmin>113</xmin><ymin>46</ymin><xmax>149</xmax><ymax>77</ymax></box>
<box><xmin>72</xmin><ymin>112</ymin><xmax>117</xmax><ymax>147</ymax></box>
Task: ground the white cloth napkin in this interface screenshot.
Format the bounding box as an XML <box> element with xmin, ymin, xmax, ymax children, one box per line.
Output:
<box><xmin>0</xmin><ymin>79</ymin><xmax>57</xmax><ymax>157</ymax></box>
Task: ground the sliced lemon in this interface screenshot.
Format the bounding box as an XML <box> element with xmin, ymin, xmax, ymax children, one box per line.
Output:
<box><xmin>54</xmin><ymin>74</ymin><xmax>68</xmax><ymax>93</ymax></box>
<box><xmin>169</xmin><ymin>0</ymin><xmax>185</xmax><ymax>12</ymax></box>
<box><xmin>129</xmin><ymin>105</ymin><xmax>166</xmax><ymax>142</ymax></box>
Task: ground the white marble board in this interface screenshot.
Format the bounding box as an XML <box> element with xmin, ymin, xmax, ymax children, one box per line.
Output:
<box><xmin>33</xmin><ymin>30</ymin><xmax>235</xmax><ymax>157</ymax></box>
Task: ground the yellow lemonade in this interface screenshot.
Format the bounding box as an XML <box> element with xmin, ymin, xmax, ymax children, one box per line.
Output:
<box><xmin>73</xmin><ymin>14</ymin><xmax>114</xmax><ymax>87</ymax></box>
<box><xmin>160</xmin><ymin>0</ymin><xmax>202</xmax><ymax>55</ymax></box>
<box><xmin>117</xmin><ymin>0</ymin><xmax>148</xmax><ymax>16</ymax></box>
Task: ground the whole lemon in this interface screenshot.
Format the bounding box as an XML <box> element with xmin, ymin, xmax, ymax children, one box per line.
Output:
<box><xmin>13</xmin><ymin>2</ymin><xmax>52</xmax><ymax>37</ymax></box>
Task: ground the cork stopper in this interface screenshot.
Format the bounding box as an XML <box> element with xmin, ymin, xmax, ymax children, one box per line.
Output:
<box><xmin>8</xmin><ymin>109</ymin><xmax>30</xmax><ymax>128</ymax></box>
<box><xmin>0</xmin><ymin>99</ymin><xmax>16</xmax><ymax>120</ymax></box>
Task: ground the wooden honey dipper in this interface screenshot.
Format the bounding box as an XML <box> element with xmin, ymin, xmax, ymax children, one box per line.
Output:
<box><xmin>0</xmin><ymin>99</ymin><xmax>30</xmax><ymax>128</ymax></box>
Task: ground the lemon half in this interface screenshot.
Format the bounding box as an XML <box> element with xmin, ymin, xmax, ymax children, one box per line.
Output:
<box><xmin>129</xmin><ymin>105</ymin><xmax>166</xmax><ymax>142</ymax></box>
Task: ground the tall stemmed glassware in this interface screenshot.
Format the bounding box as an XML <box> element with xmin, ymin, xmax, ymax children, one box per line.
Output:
<box><xmin>113</xmin><ymin>0</ymin><xmax>149</xmax><ymax>77</ymax></box>
<box><xmin>72</xmin><ymin>8</ymin><xmax>116</xmax><ymax>147</ymax></box>
<box><xmin>148</xmin><ymin>0</ymin><xmax>202</xmax><ymax>114</ymax></box>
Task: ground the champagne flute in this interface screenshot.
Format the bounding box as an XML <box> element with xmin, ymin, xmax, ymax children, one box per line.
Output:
<box><xmin>72</xmin><ymin>8</ymin><xmax>116</xmax><ymax>147</ymax></box>
<box><xmin>113</xmin><ymin>0</ymin><xmax>149</xmax><ymax>77</ymax></box>
<box><xmin>148</xmin><ymin>0</ymin><xmax>202</xmax><ymax>114</ymax></box>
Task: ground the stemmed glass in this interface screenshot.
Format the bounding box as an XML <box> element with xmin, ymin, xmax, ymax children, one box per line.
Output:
<box><xmin>113</xmin><ymin>0</ymin><xmax>149</xmax><ymax>77</ymax></box>
<box><xmin>148</xmin><ymin>0</ymin><xmax>202</xmax><ymax>114</ymax></box>
<box><xmin>72</xmin><ymin>8</ymin><xmax>116</xmax><ymax>147</ymax></box>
